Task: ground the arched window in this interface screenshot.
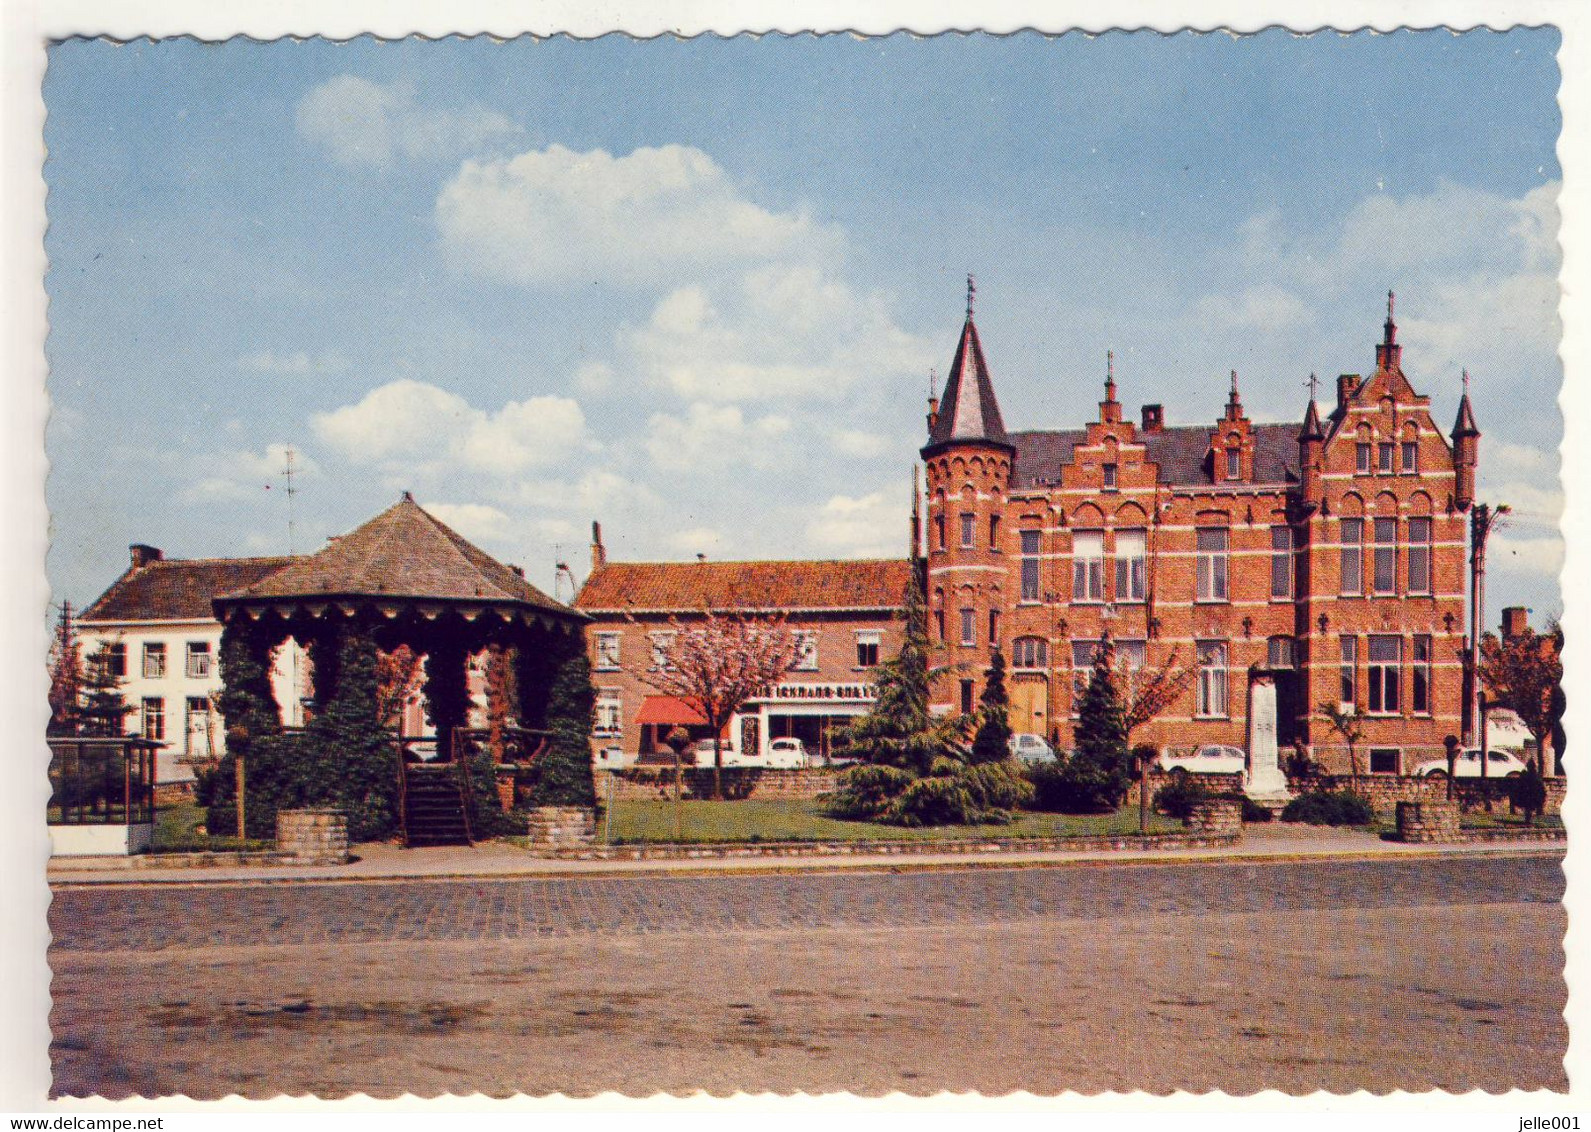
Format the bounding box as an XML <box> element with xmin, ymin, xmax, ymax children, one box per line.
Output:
<box><xmin>1012</xmin><ymin>637</ymin><xmax>1049</xmax><ymax>670</ymax></box>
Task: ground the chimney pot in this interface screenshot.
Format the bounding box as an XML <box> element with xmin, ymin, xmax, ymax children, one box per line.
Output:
<box><xmin>129</xmin><ymin>544</ymin><xmax>163</xmax><ymax>569</ymax></box>
<box><xmin>1141</xmin><ymin>404</ymin><xmax>1164</xmax><ymax>433</ymax></box>
<box><xmin>590</xmin><ymin>520</ymin><xmax>607</xmax><ymax>571</ymax></box>
<box><xmin>1502</xmin><ymin>606</ymin><xmax>1529</xmax><ymax>640</ymax></box>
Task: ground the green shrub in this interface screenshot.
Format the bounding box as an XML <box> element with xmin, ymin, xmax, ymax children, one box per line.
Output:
<box><xmin>1511</xmin><ymin>762</ymin><xmax>1548</xmax><ymax>821</ymax></box>
<box><xmin>1280</xmin><ymin>790</ymin><xmax>1373</xmax><ymax>826</ymax></box>
<box><xmin>1026</xmin><ymin>752</ymin><xmax>1131</xmax><ymax>814</ymax></box>
<box><xmin>1153</xmin><ymin>775</ymin><xmax>1215</xmax><ymax>819</ymax></box>
<box><xmin>1241</xmin><ymin>797</ymin><xmax>1275</xmax><ymax>823</ymax></box>
<box><xmin>822</xmin><ymin>764</ymin><xmax>917</xmax><ymax>820</ymax></box>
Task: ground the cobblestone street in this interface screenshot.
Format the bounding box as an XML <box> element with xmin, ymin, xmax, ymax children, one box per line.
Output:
<box><xmin>49</xmin><ymin>852</ymin><xmax>1567</xmax><ymax>1097</ymax></box>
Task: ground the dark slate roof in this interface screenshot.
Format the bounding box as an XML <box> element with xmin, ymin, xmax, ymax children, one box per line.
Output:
<box><xmin>220</xmin><ymin>495</ymin><xmax>576</xmax><ymax>616</ymax></box>
<box><xmin>1453</xmin><ymin>393</ymin><xmax>1480</xmax><ymax>438</ymax></box>
<box><xmin>82</xmin><ymin>557</ymin><xmax>297</xmax><ymax>623</ymax></box>
<box><xmin>576</xmin><ymin>558</ymin><xmax>913</xmax><ymax>613</ymax></box>
<box><xmin>1010</xmin><ymin>423</ymin><xmax>1301</xmax><ymax>490</ymax></box>
<box><xmin>926</xmin><ymin>317</ymin><xmax>1010</xmax><ymax>450</ymax></box>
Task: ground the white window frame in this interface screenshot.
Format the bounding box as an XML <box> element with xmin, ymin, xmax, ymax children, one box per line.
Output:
<box><xmin>1270</xmin><ymin>526</ymin><xmax>1294</xmax><ymax>600</ymax></box>
<box><xmin>1196</xmin><ymin>641</ymin><xmax>1229</xmax><ymax>718</ymax></box>
<box><xmin>1378</xmin><ymin>442</ymin><xmax>1395</xmax><ymax>475</ymax></box>
<box><xmin>1267</xmin><ymin>636</ymin><xmax>1296</xmax><ymax>669</ymax></box>
<box><xmin>791</xmin><ymin>630</ymin><xmax>820</xmax><ymax>671</ymax></box>
<box><xmin>1070</xmin><ymin>639</ymin><xmax>1097</xmax><ymax>710</ymax></box>
<box><xmin>854</xmin><ymin>630</ymin><xmax>882</xmax><ymax>669</ymax></box>
<box><xmin>1373</xmin><ymin>517</ymin><xmax>1398</xmax><ymax>595</ymax></box>
<box><xmin>1195</xmin><ymin>528</ymin><xmax>1228</xmax><ymax>603</ymax></box>
<box><xmin>647</xmin><ymin>630</ymin><xmax>677</xmax><ymax>671</ymax></box>
<box><xmin>183</xmin><ymin>696</ymin><xmax>212</xmax><ymax>759</ymax></box>
<box><xmin>141</xmin><ymin>696</ymin><xmax>165</xmax><ymax>741</ymax></box>
<box><xmin>1401</xmin><ymin>440</ymin><xmax>1419</xmax><ymax>473</ymax></box>
<box><xmin>1411</xmin><ymin>635</ymin><xmax>1432</xmax><ymax>716</ymax></box>
<box><xmin>594</xmin><ymin>631</ymin><xmax>622</xmax><ymax>671</ymax></box>
<box><xmin>1340</xmin><ymin>518</ymin><xmax>1364</xmax><ymax>596</ymax></box>
<box><xmin>1019</xmin><ymin>529</ymin><xmax>1042</xmax><ymax>602</ymax></box>
<box><xmin>1406</xmin><ymin>517</ymin><xmax>1432</xmax><ymax>596</ymax></box>
<box><xmin>1367</xmin><ymin>635</ymin><xmax>1402</xmax><ymax>715</ymax></box>
<box><xmin>185</xmin><ymin>641</ymin><xmax>212</xmax><ymax>679</ymax></box>
<box><xmin>1114</xmin><ymin>529</ymin><xmax>1146</xmax><ymax>603</ymax></box>
<box><xmin>1012</xmin><ymin>636</ymin><xmax>1048</xmax><ymax>671</ymax></box>
<box><xmin>1356</xmin><ymin>443</ymin><xmax>1372</xmax><ymax>474</ymax></box>
<box><xmin>142</xmin><ymin>642</ymin><xmax>166</xmax><ymax>680</ymax></box>
<box><xmin>959</xmin><ymin>608</ymin><xmax>976</xmax><ymax>647</ymax></box>
<box><xmin>959</xmin><ymin>512</ymin><xmax>976</xmax><ymax>549</ymax></box>
<box><xmin>1339</xmin><ymin>636</ymin><xmax>1358</xmax><ymax>709</ymax></box>
<box><xmin>1072</xmin><ymin>531</ymin><xmax>1104</xmax><ymax>603</ymax></box>
<box><xmin>594</xmin><ymin>689</ymin><xmax>623</xmax><ymax>737</ymax></box>
<box><xmin>1225</xmin><ymin>448</ymin><xmax>1241</xmax><ymax>480</ymax></box>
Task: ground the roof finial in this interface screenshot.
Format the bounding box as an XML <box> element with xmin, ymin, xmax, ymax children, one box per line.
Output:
<box><xmin>1230</xmin><ymin>369</ymin><xmax>1240</xmax><ymax>397</ymax></box>
<box><xmin>1306</xmin><ymin>372</ymin><xmax>1320</xmax><ymax>401</ymax></box>
<box><xmin>1388</xmin><ymin>290</ymin><xmax>1395</xmax><ymax>322</ymax></box>
<box><xmin>928</xmin><ymin>366</ymin><xmax>937</xmax><ymax>398</ymax></box>
<box><xmin>401</xmin><ymin>490</ymin><xmax>414</xmax><ymax>502</ymax></box>
<box><xmin>1462</xmin><ymin>367</ymin><xmax>1471</xmax><ymax>395</ymax></box>
<box><xmin>1105</xmin><ymin>349</ymin><xmax>1116</xmax><ymax>399</ymax></box>
<box><xmin>966</xmin><ymin>273</ymin><xmax>976</xmax><ymax>319</ymax></box>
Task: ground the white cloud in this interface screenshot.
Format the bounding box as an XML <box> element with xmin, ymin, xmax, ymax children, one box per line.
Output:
<box><xmin>421</xmin><ymin>501</ymin><xmax>514</xmax><ymax>544</ymax></box>
<box><xmin>1190</xmin><ymin>286</ymin><xmax>1311</xmax><ymax>333</ymax></box>
<box><xmin>829</xmin><ymin>428</ymin><xmax>890</xmax><ymax>458</ymax></box>
<box><xmin>436</xmin><ymin>143</ymin><xmax>833</xmax><ymax>287</ymax></box>
<box><xmin>804</xmin><ymin>491</ymin><xmax>907</xmax><ymax>557</ymax></box>
<box><xmin>181</xmin><ymin>442</ymin><xmax>319</xmax><ymax>503</ymax></box>
<box><xmin>619</xmin><ymin>264</ymin><xmax>934</xmax><ymax>401</ymax></box>
<box><xmin>665</xmin><ymin>527</ymin><xmax>727</xmax><ymax>557</ymax></box>
<box><xmin>296</xmin><ymin>75</ymin><xmax>521</xmax><ymax>169</ymax></box>
<box><xmin>1490</xmin><ymin>531</ymin><xmax>1565</xmax><ymax>579</ymax></box>
<box><xmin>311</xmin><ymin>379</ymin><xmax>586</xmax><ymax>476</ymax></box>
<box><xmin>644</xmin><ymin>402</ymin><xmax>792</xmax><ymax>473</ymax></box>
<box><xmin>236</xmin><ymin>350</ymin><xmax>349</xmax><ymax>376</ymax></box>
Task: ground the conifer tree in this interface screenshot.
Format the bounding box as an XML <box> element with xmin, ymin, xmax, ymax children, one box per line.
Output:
<box><xmin>530</xmin><ymin>651</ymin><xmax>598</xmax><ymax>807</ymax></box>
<box><xmin>1057</xmin><ymin>634</ymin><xmax>1132</xmax><ymax>811</ymax></box>
<box><xmin>969</xmin><ymin>649</ymin><xmax>1013</xmax><ymax>764</ymax></box>
<box><xmin>830</xmin><ymin>568</ymin><xmax>961</xmax><ymax>775</ymax></box>
<box><xmin>78</xmin><ymin>642</ymin><xmax>133</xmax><ymax>737</ymax></box>
<box><xmin>48</xmin><ymin>603</ymin><xmax>83</xmax><ymax>736</ymax></box>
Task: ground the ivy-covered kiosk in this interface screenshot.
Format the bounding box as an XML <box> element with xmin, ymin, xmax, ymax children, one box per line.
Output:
<box><xmin>209</xmin><ymin>492</ymin><xmax>590</xmax><ymax>846</ymax></box>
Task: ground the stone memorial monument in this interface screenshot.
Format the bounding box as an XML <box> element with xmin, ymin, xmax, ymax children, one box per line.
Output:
<box><xmin>1245</xmin><ymin>675</ymin><xmax>1293</xmax><ymax>807</ymax></box>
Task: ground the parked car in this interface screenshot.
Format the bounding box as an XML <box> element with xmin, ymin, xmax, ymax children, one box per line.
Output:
<box><xmin>1157</xmin><ymin>744</ymin><xmax>1247</xmax><ymax>776</ymax></box>
<box><xmin>1008</xmin><ymin>732</ymin><xmax>1057</xmax><ymax>764</ymax></box>
<box><xmin>1412</xmin><ymin>748</ymin><xmax>1528</xmax><ymax>778</ymax></box>
<box><xmin>765</xmin><ymin>737</ymin><xmax>813</xmax><ymax>768</ymax></box>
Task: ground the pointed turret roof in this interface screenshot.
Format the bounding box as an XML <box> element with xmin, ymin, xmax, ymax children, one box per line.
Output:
<box><xmin>219</xmin><ymin>493</ymin><xmax>578</xmax><ymax>617</ymax></box>
<box><xmin>1453</xmin><ymin>391</ymin><xmax>1480</xmax><ymax>439</ymax></box>
<box><xmin>1299</xmin><ymin>397</ymin><xmax>1324</xmax><ymax>443</ymax></box>
<box><xmin>925</xmin><ymin>307</ymin><xmax>1011</xmax><ymax>452</ymax></box>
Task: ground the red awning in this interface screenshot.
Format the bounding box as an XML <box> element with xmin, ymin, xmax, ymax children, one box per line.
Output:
<box><xmin>635</xmin><ymin>696</ymin><xmax>710</xmax><ymax>727</ymax></box>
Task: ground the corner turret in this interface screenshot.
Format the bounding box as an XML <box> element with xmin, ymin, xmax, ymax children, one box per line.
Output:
<box><xmin>1452</xmin><ymin>369</ymin><xmax>1480</xmax><ymax>510</ymax></box>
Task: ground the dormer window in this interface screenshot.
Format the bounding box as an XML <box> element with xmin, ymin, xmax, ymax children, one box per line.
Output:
<box><xmin>1225</xmin><ymin>449</ymin><xmax>1241</xmax><ymax>480</ymax></box>
<box><xmin>1102</xmin><ymin>463</ymin><xmax>1118</xmax><ymax>490</ymax></box>
<box><xmin>1356</xmin><ymin>443</ymin><xmax>1372</xmax><ymax>474</ymax></box>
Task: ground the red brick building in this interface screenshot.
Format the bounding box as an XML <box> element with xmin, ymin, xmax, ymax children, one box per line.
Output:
<box><xmin>923</xmin><ymin>292</ymin><xmax>1478</xmax><ymax>774</ymax></box>
<box><xmin>574</xmin><ymin>525</ymin><xmax>911</xmax><ymax>767</ymax></box>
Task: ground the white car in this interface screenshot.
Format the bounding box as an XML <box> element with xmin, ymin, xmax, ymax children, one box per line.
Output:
<box><xmin>1157</xmin><ymin>744</ymin><xmax>1247</xmax><ymax>776</ymax></box>
<box><xmin>1413</xmin><ymin>748</ymin><xmax>1528</xmax><ymax>778</ymax></box>
<box><xmin>1008</xmin><ymin>733</ymin><xmax>1057</xmax><ymax>764</ymax></box>
<box><xmin>765</xmin><ymin>737</ymin><xmax>813</xmax><ymax>768</ymax></box>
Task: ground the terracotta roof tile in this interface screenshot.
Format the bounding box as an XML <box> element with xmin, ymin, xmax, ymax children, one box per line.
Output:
<box><xmin>81</xmin><ymin>557</ymin><xmax>296</xmax><ymax>623</ymax></box>
<box><xmin>220</xmin><ymin>496</ymin><xmax>576</xmax><ymax>616</ymax></box>
<box><xmin>575</xmin><ymin>558</ymin><xmax>914</xmax><ymax>613</ymax></box>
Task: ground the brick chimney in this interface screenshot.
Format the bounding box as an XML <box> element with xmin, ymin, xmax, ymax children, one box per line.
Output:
<box><xmin>129</xmin><ymin>544</ymin><xmax>163</xmax><ymax>570</ymax></box>
<box><xmin>1336</xmin><ymin>374</ymin><xmax>1359</xmax><ymax>413</ymax></box>
<box><xmin>1502</xmin><ymin>606</ymin><xmax>1529</xmax><ymax>640</ymax></box>
<box><xmin>590</xmin><ymin>521</ymin><xmax>607</xmax><ymax>572</ymax></box>
<box><xmin>1141</xmin><ymin>404</ymin><xmax>1164</xmax><ymax>434</ymax></box>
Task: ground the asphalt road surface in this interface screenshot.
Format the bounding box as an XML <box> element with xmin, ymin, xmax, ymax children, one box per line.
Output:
<box><xmin>49</xmin><ymin>853</ymin><xmax>1566</xmax><ymax>1097</ymax></box>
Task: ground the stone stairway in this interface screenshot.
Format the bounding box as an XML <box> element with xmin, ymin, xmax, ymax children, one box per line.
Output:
<box><xmin>402</xmin><ymin>763</ymin><xmax>472</xmax><ymax>847</ymax></box>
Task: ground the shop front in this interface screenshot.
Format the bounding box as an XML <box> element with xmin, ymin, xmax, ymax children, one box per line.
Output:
<box><xmin>737</xmin><ymin>680</ymin><xmax>877</xmax><ymax>763</ymax></box>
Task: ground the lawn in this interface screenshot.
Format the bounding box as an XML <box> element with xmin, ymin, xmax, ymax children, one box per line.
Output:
<box><xmin>601</xmin><ymin>798</ymin><xmax>1181</xmax><ymax>844</ymax></box>
<box><xmin>152</xmin><ymin>799</ymin><xmax>269</xmax><ymax>852</ymax></box>
<box><xmin>1459</xmin><ymin>811</ymin><xmax>1564</xmax><ymax>830</ymax></box>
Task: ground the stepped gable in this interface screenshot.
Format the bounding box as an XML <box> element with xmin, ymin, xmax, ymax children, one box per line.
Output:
<box><xmin>575</xmin><ymin>558</ymin><xmax>913</xmax><ymax>613</ymax></box>
<box><xmin>1009</xmin><ymin>423</ymin><xmax>1300</xmax><ymax>489</ymax></box>
<box><xmin>82</xmin><ymin>556</ymin><xmax>296</xmax><ymax>622</ymax></box>
<box><xmin>222</xmin><ymin>493</ymin><xmax>571</xmax><ymax>614</ymax></box>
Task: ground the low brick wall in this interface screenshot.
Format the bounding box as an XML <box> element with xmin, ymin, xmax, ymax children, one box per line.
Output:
<box><xmin>597</xmin><ymin>767</ymin><xmax>843</xmax><ymax>802</ymax></box>
<box><xmin>275</xmin><ymin>808</ymin><xmax>349</xmax><ymax>866</ymax></box>
<box><xmin>524</xmin><ymin>829</ymin><xmax>1242</xmax><ymax>860</ymax></box>
<box><xmin>1395</xmin><ymin>800</ymin><xmax>1461</xmax><ymax>843</ymax></box>
<box><xmin>1291</xmin><ymin>774</ymin><xmax>1564</xmax><ymax>819</ymax></box>
<box><xmin>524</xmin><ymin>806</ymin><xmax>596</xmax><ymax>849</ymax></box>
<box><xmin>1185</xmin><ymin>798</ymin><xmax>1244</xmax><ymax>836</ymax></box>
<box><xmin>153</xmin><ymin>781</ymin><xmax>197</xmax><ymax>806</ymax></box>
<box><xmin>1126</xmin><ymin>771</ymin><xmax>1244</xmax><ymax>807</ymax></box>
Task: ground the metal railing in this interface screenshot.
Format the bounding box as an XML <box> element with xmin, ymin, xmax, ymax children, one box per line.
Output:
<box><xmin>48</xmin><ymin>738</ymin><xmax>160</xmax><ymax>826</ymax></box>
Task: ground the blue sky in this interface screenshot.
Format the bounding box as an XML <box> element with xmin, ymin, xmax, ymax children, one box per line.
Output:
<box><xmin>45</xmin><ymin>30</ymin><xmax>1564</xmax><ymax>625</ymax></box>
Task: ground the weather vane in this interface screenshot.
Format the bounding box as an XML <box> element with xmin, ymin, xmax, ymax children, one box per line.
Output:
<box><xmin>966</xmin><ymin>274</ymin><xmax>976</xmax><ymax>318</ymax></box>
<box><xmin>1306</xmin><ymin>372</ymin><xmax>1320</xmax><ymax>400</ymax></box>
<box><xmin>1462</xmin><ymin>367</ymin><xmax>1471</xmax><ymax>395</ymax></box>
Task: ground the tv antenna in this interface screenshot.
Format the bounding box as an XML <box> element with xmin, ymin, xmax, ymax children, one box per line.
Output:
<box><xmin>280</xmin><ymin>446</ymin><xmax>299</xmax><ymax>555</ymax></box>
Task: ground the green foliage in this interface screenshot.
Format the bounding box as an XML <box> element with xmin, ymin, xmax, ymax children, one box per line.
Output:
<box><xmin>1280</xmin><ymin>790</ymin><xmax>1374</xmax><ymax>826</ymax></box>
<box><xmin>1241</xmin><ymin>797</ymin><xmax>1275</xmax><ymax>823</ymax></box>
<box><xmin>208</xmin><ymin>627</ymin><xmax>402</xmax><ymax>842</ymax></box>
<box><xmin>821</xmin><ymin>764</ymin><xmax>917</xmax><ymax>820</ymax></box>
<box><xmin>1045</xmin><ymin>638</ymin><xmax>1132</xmax><ymax>812</ymax></box>
<box><xmin>831</xmin><ymin>569</ymin><xmax>963</xmax><ymax>774</ymax></box>
<box><xmin>464</xmin><ymin>747</ymin><xmax>527</xmax><ymax>837</ymax></box>
<box><xmin>1511</xmin><ymin>762</ymin><xmax>1548</xmax><ymax>822</ymax></box>
<box><xmin>822</xmin><ymin>758</ymin><xmax>1032</xmax><ymax>826</ymax></box>
<box><xmin>1153</xmin><ymin>774</ymin><xmax>1215</xmax><ymax>819</ymax></box>
<box><xmin>523</xmin><ymin>651</ymin><xmax>598</xmax><ymax>808</ymax></box>
<box><xmin>78</xmin><ymin>642</ymin><xmax>133</xmax><ymax>738</ymax></box>
<box><xmin>969</xmin><ymin>651</ymin><xmax>1014</xmax><ymax>764</ymax></box>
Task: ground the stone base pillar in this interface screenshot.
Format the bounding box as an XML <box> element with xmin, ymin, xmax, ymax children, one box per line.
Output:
<box><xmin>276</xmin><ymin>808</ymin><xmax>350</xmax><ymax>865</ymax></box>
<box><xmin>1395</xmin><ymin>800</ymin><xmax>1461</xmax><ymax>843</ymax></box>
<box><xmin>1185</xmin><ymin>798</ymin><xmax>1243</xmax><ymax>836</ymax></box>
<box><xmin>524</xmin><ymin>806</ymin><xmax>596</xmax><ymax>849</ymax></box>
